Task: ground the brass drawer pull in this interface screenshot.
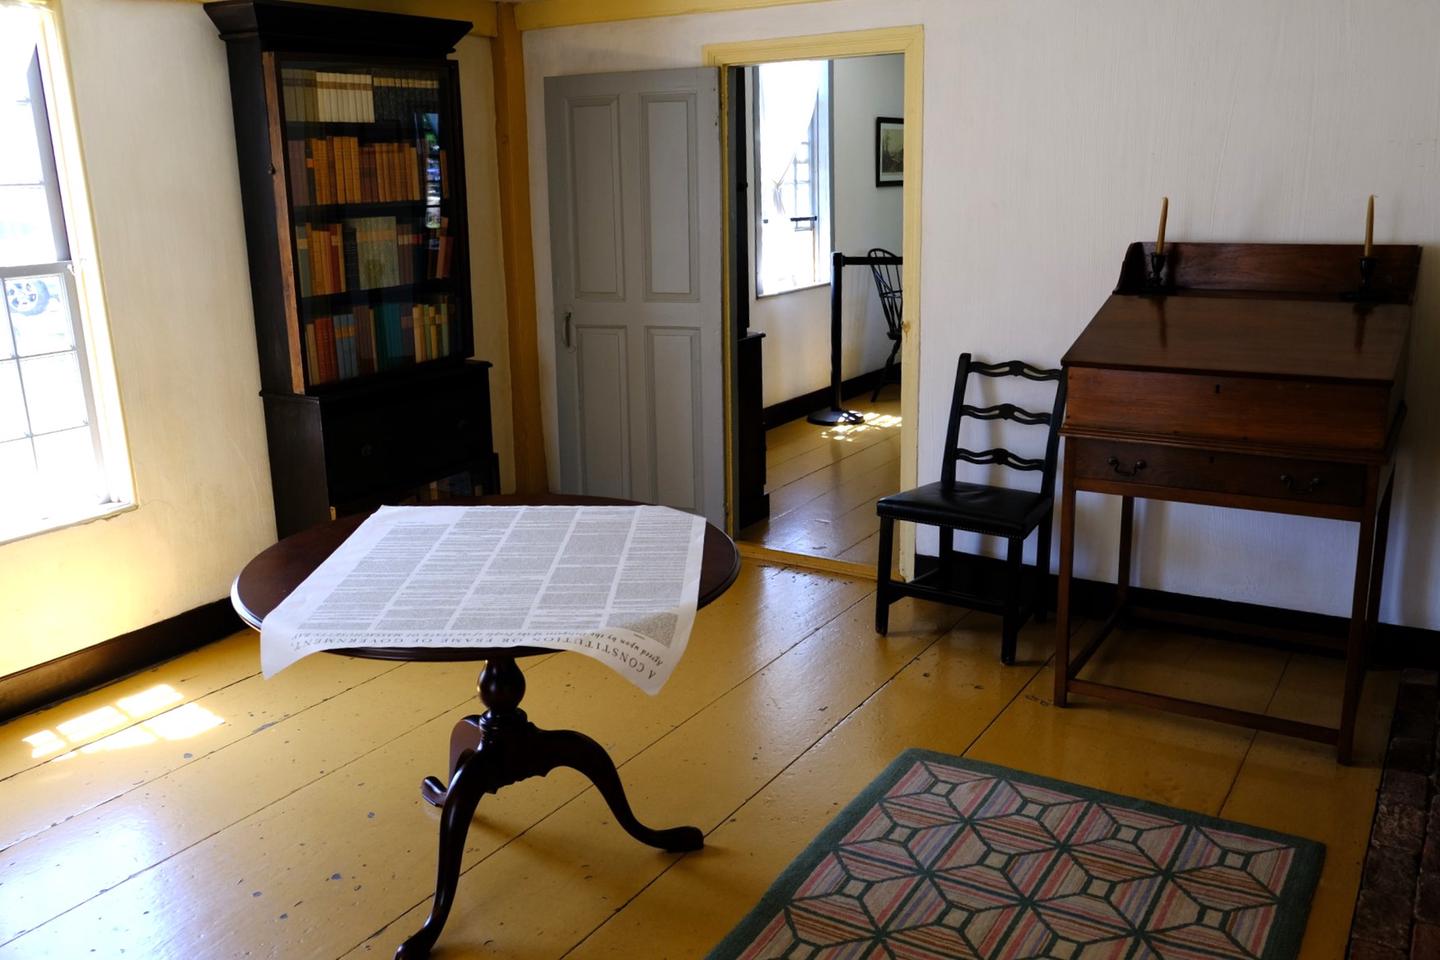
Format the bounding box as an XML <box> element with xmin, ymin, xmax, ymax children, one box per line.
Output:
<box><xmin>1106</xmin><ymin>456</ymin><xmax>1147</xmax><ymax>477</ymax></box>
<box><xmin>1280</xmin><ymin>473</ymin><xmax>1324</xmax><ymax>494</ymax></box>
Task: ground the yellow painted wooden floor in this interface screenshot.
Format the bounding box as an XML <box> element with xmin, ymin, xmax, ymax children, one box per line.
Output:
<box><xmin>0</xmin><ymin>561</ymin><xmax>1393</xmax><ymax>959</ymax></box>
<box><xmin>738</xmin><ymin>383</ymin><xmax>902</xmax><ymax>565</ymax></box>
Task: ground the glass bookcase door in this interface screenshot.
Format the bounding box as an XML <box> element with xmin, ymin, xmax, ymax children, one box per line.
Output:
<box><xmin>276</xmin><ymin>58</ymin><xmax>466</xmax><ymax>390</ymax></box>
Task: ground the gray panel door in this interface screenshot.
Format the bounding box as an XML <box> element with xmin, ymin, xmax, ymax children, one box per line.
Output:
<box><xmin>545</xmin><ymin>68</ymin><xmax>723</xmax><ymax>525</ymax></box>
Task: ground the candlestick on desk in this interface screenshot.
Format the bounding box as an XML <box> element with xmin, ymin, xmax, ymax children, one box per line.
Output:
<box><xmin>1147</xmin><ymin>196</ymin><xmax>1170</xmax><ymax>292</ymax></box>
<box><xmin>1364</xmin><ymin>195</ymin><xmax>1375</xmax><ymax>258</ymax></box>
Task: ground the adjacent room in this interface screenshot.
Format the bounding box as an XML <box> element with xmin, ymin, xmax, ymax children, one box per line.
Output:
<box><xmin>732</xmin><ymin>53</ymin><xmax>907</xmax><ymax>567</ymax></box>
<box><xmin>1</xmin><ymin>2</ymin><xmax>1437</xmax><ymax>959</ymax></box>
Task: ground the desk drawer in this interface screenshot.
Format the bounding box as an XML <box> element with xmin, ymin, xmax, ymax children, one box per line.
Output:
<box><xmin>1070</xmin><ymin>440</ymin><xmax>1367</xmax><ymax>508</ymax></box>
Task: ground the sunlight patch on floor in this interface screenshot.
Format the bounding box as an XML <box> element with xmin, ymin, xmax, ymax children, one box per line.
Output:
<box><xmin>821</xmin><ymin>410</ymin><xmax>902</xmax><ymax>443</ymax></box>
<box><xmin>21</xmin><ymin>683</ymin><xmax>223</xmax><ymax>761</ymax></box>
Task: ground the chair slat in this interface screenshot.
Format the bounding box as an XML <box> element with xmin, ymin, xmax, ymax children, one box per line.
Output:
<box><xmin>954</xmin><ymin>447</ymin><xmax>1046</xmax><ymax>471</ymax></box>
<box><xmin>960</xmin><ymin>403</ymin><xmax>1051</xmax><ymax>426</ymax></box>
<box><xmin>968</xmin><ymin>359</ymin><xmax>1062</xmax><ymax>382</ymax></box>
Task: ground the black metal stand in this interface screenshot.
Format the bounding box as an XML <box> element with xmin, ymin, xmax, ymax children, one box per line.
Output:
<box><xmin>807</xmin><ymin>251</ymin><xmax>901</xmax><ymax>426</ymax></box>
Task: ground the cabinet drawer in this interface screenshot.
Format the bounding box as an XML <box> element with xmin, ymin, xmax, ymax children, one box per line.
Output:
<box><xmin>1070</xmin><ymin>440</ymin><xmax>1367</xmax><ymax>508</ymax></box>
<box><xmin>320</xmin><ymin>366</ymin><xmax>494</xmax><ymax>503</ymax></box>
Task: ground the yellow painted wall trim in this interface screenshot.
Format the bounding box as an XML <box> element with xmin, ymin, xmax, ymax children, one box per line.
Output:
<box><xmin>737</xmin><ymin>542</ymin><xmax>877</xmax><ymax>582</ymax></box>
<box><xmin>707</xmin><ymin>24</ymin><xmax>923</xmax><ymax>578</ymax></box>
<box><xmin>491</xmin><ymin>2</ymin><xmax>549</xmax><ymax>492</ymax></box>
<box><xmin>174</xmin><ymin>0</ymin><xmax>499</xmax><ymax>37</ymax></box>
<box><xmin>514</xmin><ymin>0</ymin><xmax>828</xmax><ymax>32</ymax></box>
<box><xmin>702</xmin><ymin>25</ymin><xmax>921</xmax><ymax>65</ymax></box>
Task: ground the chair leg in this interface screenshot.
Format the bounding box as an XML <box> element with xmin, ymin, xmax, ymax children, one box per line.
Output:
<box><xmin>1035</xmin><ymin>510</ymin><xmax>1053</xmax><ymax>623</ymax></box>
<box><xmin>875</xmin><ymin>516</ymin><xmax>896</xmax><ymax>635</ymax></box>
<box><xmin>939</xmin><ymin>526</ymin><xmax>955</xmax><ymax>585</ymax></box>
<box><xmin>1002</xmin><ymin>537</ymin><xmax>1023</xmax><ymax>665</ymax></box>
<box><xmin>872</xmin><ymin>339</ymin><xmax>900</xmax><ymax>402</ymax></box>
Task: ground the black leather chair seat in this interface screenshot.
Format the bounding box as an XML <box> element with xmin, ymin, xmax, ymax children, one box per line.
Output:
<box><xmin>876</xmin><ymin>481</ymin><xmax>1049</xmax><ymax>538</ymax></box>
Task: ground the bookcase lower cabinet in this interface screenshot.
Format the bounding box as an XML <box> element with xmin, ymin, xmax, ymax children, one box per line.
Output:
<box><xmin>262</xmin><ymin>360</ymin><xmax>500</xmax><ymax>537</ymax></box>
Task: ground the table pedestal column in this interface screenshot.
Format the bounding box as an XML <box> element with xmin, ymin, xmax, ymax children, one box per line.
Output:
<box><xmin>396</xmin><ymin>656</ymin><xmax>704</xmax><ymax>959</ymax></box>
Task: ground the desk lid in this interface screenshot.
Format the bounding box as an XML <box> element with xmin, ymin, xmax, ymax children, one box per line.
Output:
<box><xmin>1064</xmin><ymin>242</ymin><xmax>1420</xmax><ymax>384</ymax></box>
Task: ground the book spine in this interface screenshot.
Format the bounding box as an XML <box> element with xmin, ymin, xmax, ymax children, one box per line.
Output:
<box><xmin>295</xmin><ymin>225</ymin><xmax>311</xmax><ymax>297</ymax></box>
<box><xmin>329</xmin><ymin>227</ymin><xmax>344</xmax><ymax>293</ymax></box>
<box><xmin>347</xmin><ymin>137</ymin><xmax>360</xmax><ymax>203</ymax></box>
<box><xmin>303</xmin><ymin>319</ymin><xmax>318</xmax><ymax>386</ymax></box>
<box><xmin>316</xmin><ymin>315</ymin><xmax>335</xmax><ymax>383</ymax></box>
<box><xmin>343</xmin><ymin>224</ymin><xmax>360</xmax><ymax>293</ymax></box>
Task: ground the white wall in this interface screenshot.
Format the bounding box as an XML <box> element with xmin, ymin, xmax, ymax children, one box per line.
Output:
<box><xmin>523</xmin><ymin>0</ymin><xmax>1440</xmax><ymax>631</ymax></box>
<box><xmin>0</xmin><ymin>0</ymin><xmax>513</xmax><ymax>678</ymax></box>
<box><xmin>747</xmin><ymin>54</ymin><xmax>904</xmax><ymax>409</ymax></box>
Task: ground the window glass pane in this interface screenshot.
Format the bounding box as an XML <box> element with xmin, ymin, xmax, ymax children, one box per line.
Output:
<box><xmin>0</xmin><ymin>302</ymin><xmax>13</xmax><ymax>360</ymax></box>
<box><xmin>0</xmin><ymin>185</ymin><xmax>59</xmax><ymax>266</ymax></box>
<box><xmin>0</xmin><ymin>437</ymin><xmax>37</xmax><ymax>507</ymax></box>
<box><xmin>33</xmin><ymin>426</ymin><xmax>99</xmax><ymax>504</ymax></box>
<box><xmin>19</xmin><ymin>351</ymin><xmax>86</xmax><ymax>433</ymax></box>
<box><xmin>754</xmin><ymin>60</ymin><xmax>828</xmax><ymax>296</ymax></box>
<box><xmin>0</xmin><ymin>359</ymin><xmax>27</xmax><ymax>440</ymax></box>
<box><xmin>0</xmin><ymin>8</ymin><xmax>40</xmax><ymax>102</ymax></box>
<box><xmin>0</xmin><ymin>101</ymin><xmax>43</xmax><ymax>185</ymax></box>
<box><xmin>6</xmin><ymin>274</ymin><xmax>72</xmax><ymax>355</ymax></box>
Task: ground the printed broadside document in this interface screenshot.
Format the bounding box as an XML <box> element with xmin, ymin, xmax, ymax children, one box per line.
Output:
<box><xmin>260</xmin><ymin>505</ymin><xmax>708</xmax><ymax>694</ymax></box>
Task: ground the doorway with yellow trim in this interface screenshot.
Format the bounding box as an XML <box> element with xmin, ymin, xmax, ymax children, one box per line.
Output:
<box><xmin>706</xmin><ymin>27</ymin><xmax>924</xmax><ymax>582</ymax></box>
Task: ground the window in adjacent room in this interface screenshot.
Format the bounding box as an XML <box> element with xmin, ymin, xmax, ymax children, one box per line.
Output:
<box><xmin>0</xmin><ymin>3</ymin><xmax>131</xmax><ymax>544</ymax></box>
<box><xmin>753</xmin><ymin>60</ymin><xmax>831</xmax><ymax>297</ymax></box>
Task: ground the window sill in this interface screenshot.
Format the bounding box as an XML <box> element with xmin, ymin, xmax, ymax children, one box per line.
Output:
<box><xmin>0</xmin><ymin>499</ymin><xmax>138</xmax><ymax>548</ymax></box>
<box><xmin>756</xmin><ymin>279</ymin><xmax>830</xmax><ymax>301</ymax></box>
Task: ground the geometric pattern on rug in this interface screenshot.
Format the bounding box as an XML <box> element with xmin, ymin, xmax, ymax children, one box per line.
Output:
<box><xmin>708</xmin><ymin>751</ymin><xmax>1324</xmax><ymax>960</ymax></box>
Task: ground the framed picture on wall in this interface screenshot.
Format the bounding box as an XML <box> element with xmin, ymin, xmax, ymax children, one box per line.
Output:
<box><xmin>875</xmin><ymin>117</ymin><xmax>904</xmax><ymax>187</ymax></box>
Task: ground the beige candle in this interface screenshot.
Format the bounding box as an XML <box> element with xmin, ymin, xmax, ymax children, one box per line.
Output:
<box><xmin>1364</xmin><ymin>195</ymin><xmax>1374</xmax><ymax>257</ymax></box>
<box><xmin>1156</xmin><ymin>196</ymin><xmax>1169</xmax><ymax>255</ymax></box>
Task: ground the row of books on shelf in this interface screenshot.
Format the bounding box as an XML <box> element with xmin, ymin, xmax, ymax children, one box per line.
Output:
<box><xmin>303</xmin><ymin>300</ymin><xmax>458</xmax><ymax>385</ymax></box>
<box><xmin>280</xmin><ymin>68</ymin><xmax>442</xmax><ymax>124</ymax></box>
<box><xmin>288</xmin><ymin>136</ymin><xmax>448</xmax><ymax>206</ymax></box>
<box><xmin>296</xmin><ymin>217</ymin><xmax>454</xmax><ymax>297</ymax></box>
<box><xmin>405</xmin><ymin>472</ymin><xmax>481</xmax><ymax>504</ymax></box>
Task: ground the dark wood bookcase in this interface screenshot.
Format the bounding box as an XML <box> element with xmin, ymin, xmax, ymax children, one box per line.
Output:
<box><xmin>206</xmin><ymin>0</ymin><xmax>499</xmax><ymax>536</ymax></box>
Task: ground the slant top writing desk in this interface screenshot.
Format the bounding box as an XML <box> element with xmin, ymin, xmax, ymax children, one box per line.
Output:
<box><xmin>1053</xmin><ymin>242</ymin><xmax>1420</xmax><ymax>763</ymax></box>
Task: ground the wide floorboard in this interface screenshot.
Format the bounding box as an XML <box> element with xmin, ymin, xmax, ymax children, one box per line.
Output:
<box><xmin>0</xmin><ymin>560</ymin><xmax>1391</xmax><ymax>959</ymax></box>
<box><xmin>740</xmin><ymin>384</ymin><xmax>902</xmax><ymax>565</ymax></box>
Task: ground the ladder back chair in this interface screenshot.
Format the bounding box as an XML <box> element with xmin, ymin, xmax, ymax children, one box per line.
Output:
<box><xmin>874</xmin><ymin>353</ymin><xmax>1067</xmax><ymax>664</ymax></box>
<box><xmin>868</xmin><ymin>248</ymin><xmax>903</xmax><ymax>401</ymax></box>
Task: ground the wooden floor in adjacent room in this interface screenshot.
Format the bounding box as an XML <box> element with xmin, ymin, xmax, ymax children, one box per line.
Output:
<box><xmin>0</xmin><ymin>560</ymin><xmax>1393</xmax><ymax>959</ymax></box>
<box><xmin>739</xmin><ymin>383</ymin><xmax>902</xmax><ymax>566</ymax></box>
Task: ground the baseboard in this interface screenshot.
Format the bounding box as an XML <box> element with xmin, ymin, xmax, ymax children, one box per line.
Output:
<box><xmin>0</xmin><ymin>598</ymin><xmax>243</xmax><ymax>724</ymax></box>
<box><xmin>763</xmin><ymin>364</ymin><xmax>899</xmax><ymax>430</ymax></box>
<box><xmin>914</xmin><ymin>551</ymin><xmax>1438</xmax><ymax>669</ymax></box>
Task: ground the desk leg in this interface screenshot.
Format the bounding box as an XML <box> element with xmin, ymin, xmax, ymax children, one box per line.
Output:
<box><xmin>1338</xmin><ymin>467</ymin><xmax>1382</xmax><ymax>765</ymax></box>
<box><xmin>1116</xmin><ymin>496</ymin><xmax>1135</xmax><ymax>617</ymax></box>
<box><xmin>399</xmin><ymin>656</ymin><xmax>701</xmax><ymax>959</ymax></box>
<box><xmin>1054</xmin><ymin>457</ymin><xmax>1077</xmax><ymax>707</ymax></box>
<box><xmin>1365</xmin><ymin>474</ymin><xmax>1396</xmax><ymax>659</ymax></box>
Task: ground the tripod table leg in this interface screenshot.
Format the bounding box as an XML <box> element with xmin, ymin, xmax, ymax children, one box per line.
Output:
<box><xmin>395</xmin><ymin>747</ymin><xmax>493</xmax><ymax>960</ymax></box>
<box><xmin>532</xmin><ymin>726</ymin><xmax>703</xmax><ymax>853</ymax></box>
<box><xmin>420</xmin><ymin>716</ymin><xmax>482</xmax><ymax>807</ymax></box>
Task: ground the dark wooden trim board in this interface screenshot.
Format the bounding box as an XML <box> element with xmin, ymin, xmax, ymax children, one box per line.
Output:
<box><xmin>763</xmin><ymin>364</ymin><xmax>899</xmax><ymax>430</ymax></box>
<box><xmin>914</xmin><ymin>550</ymin><xmax>1438</xmax><ymax>669</ymax></box>
<box><xmin>0</xmin><ymin>598</ymin><xmax>244</xmax><ymax>724</ymax></box>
